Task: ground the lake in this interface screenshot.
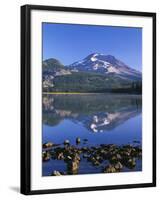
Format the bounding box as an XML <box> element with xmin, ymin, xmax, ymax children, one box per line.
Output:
<box><xmin>42</xmin><ymin>94</ymin><xmax>142</xmax><ymax>176</ymax></box>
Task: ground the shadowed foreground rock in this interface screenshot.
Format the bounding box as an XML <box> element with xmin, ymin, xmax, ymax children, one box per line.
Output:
<box><xmin>67</xmin><ymin>155</ymin><xmax>80</xmax><ymax>174</ymax></box>
<box><xmin>43</xmin><ymin>142</ymin><xmax>54</xmax><ymax>148</ymax></box>
<box><xmin>103</xmin><ymin>164</ymin><xmax>117</xmax><ymax>173</ymax></box>
<box><xmin>76</xmin><ymin>137</ymin><xmax>81</xmax><ymax>144</ymax></box>
<box><xmin>51</xmin><ymin>170</ymin><xmax>62</xmax><ymax>176</ymax></box>
<box><xmin>42</xmin><ymin>151</ymin><xmax>50</xmax><ymax>161</ymax></box>
<box><xmin>42</xmin><ymin>140</ymin><xmax>142</xmax><ymax>175</ymax></box>
<box><xmin>64</xmin><ymin>139</ymin><xmax>70</xmax><ymax>146</ymax></box>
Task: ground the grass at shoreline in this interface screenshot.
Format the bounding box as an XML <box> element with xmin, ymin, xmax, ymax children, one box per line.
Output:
<box><xmin>43</xmin><ymin>92</ymin><xmax>142</xmax><ymax>95</ymax></box>
<box><xmin>43</xmin><ymin>92</ymin><xmax>97</xmax><ymax>95</ymax></box>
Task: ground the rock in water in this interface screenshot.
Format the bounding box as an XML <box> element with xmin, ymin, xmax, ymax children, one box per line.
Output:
<box><xmin>51</xmin><ymin>170</ymin><xmax>62</xmax><ymax>176</ymax></box>
<box><xmin>127</xmin><ymin>158</ymin><xmax>136</xmax><ymax>169</ymax></box>
<box><xmin>76</xmin><ymin>137</ymin><xmax>81</xmax><ymax>144</ymax></box>
<box><xmin>114</xmin><ymin>162</ymin><xmax>123</xmax><ymax>171</ymax></box>
<box><xmin>64</xmin><ymin>139</ymin><xmax>70</xmax><ymax>145</ymax></box>
<box><xmin>42</xmin><ymin>151</ymin><xmax>51</xmax><ymax>161</ymax></box>
<box><xmin>43</xmin><ymin>142</ymin><xmax>53</xmax><ymax>148</ymax></box>
<box><xmin>103</xmin><ymin>164</ymin><xmax>117</xmax><ymax>173</ymax></box>
<box><xmin>57</xmin><ymin>152</ymin><xmax>64</xmax><ymax>160</ymax></box>
<box><xmin>67</xmin><ymin>154</ymin><xmax>80</xmax><ymax>174</ymax></box>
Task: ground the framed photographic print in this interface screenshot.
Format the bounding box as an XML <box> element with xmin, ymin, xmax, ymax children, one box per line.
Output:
<box><xmin>21</xmin><ymin>4</ymin><xmax>156</xmax><ymax>195</ymax></box>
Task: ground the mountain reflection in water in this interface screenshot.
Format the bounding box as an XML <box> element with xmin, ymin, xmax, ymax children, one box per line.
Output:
<box><xmin>42</xmin><ymin>94</ymin><xmax>142</xmax><ymax>176</ymax></box>
<box><xmin>43</xmin><ymin>94</ymin><xmax>141</xmax><ymax>133</ymax></box>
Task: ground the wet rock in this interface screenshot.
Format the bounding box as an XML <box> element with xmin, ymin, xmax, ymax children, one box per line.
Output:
<box><xmin>87</xmin><ymin>155</ymin><xmax>100</xmax><ymax>166</ymax></box>
<box><xmin>71</xmin><ymin>160</ymin><xmax>79</xmax><ymax>173</ymax></box>
<box><xmin>81</xmin><ymin>147</ymin><xmax>88</xmax><ymax>152</ymax></box>
<box><xmin>87</xmin><ymin>156</ymin><xmax>96</xmax><ymax>162</ymax></box>
<box><xmin>121</xmin><ymin>151</ymin><xmax>130</xmax><ymax>158</ymax></box>
<box><xmin>108</xmin><ymin>144</ymin><xmax>117</xmax><ymax>149</ymax></box>
<box><xmin>43</xmin><ymin>156</ymin><xmax>50</xmax><ymax>162</ymax></box>
<box><xmin>126</xmin><ymin>158</ymin><xmax>136</xmax><ymax>169</ymax></box>
<box><xmin>43</xmin><ymin>142</ymin><xmax>53</xmax><ymax>148</ymax></box>
<box><xmin>43</xmin><ymin>141</ymin><xmax>141</xmax><ymax>174</ymax></box>
<box><xmin>94</xmin><ymin>154</ymin><xmax>103</xmax><ymax>163</ymax></box>
<box><xmin>114</xmin><ymin>162</ymin><xmax>123</xmax><ymax>171</ymax></box>
<box><xmin>64</xmin><ymin>140</ymin><xmax>70</xmax><ymax>146</ymax></box>
<box><xmin>116</xmin><ymin>153</ymin><xmax>122</xmax><ymax>160</ymax></box>
<box><xmin>49</xmin><ymin>150</ymin><xmax>57</xmax><ymax>159</ymax></box>
<box><xmin>51</xmin><ymin>170</ymin><xmax>62</xmax><ymax>176</ymax></box>
<box><xmin>76</xmin><ymin>137</ymin><xmax>81</xmax><ymax>144</ymax></box>
<box><xmin>98</xmin><ymin>157</ymin><xmax>103</xmax><ymax>163</ymax></box>
<box><xmin>67</xmin><ymin>155</ymin><xmax>72</xmax><ymax>160</ymax></box>
<box><xmin>95</xmin><ymin>155</ymin><xmax>101</xmax><ymax>160</ymax></box>
<box><xmin>77</xmin><ymin>149</ymin><xmax>82</xmax><ymax>154</ymax></box>
<box><xmin>109</xmin><ymin>156</ymin><xmax>118</xmax><ymax>164</ymax></box>
<box><xmin>99</xmin><ymin>149</ymin><xmax>106</xmax><ymax>155</ymax></box>
<box><xmin>138</xmin><ymin>151</ymin><xmax>142</xmax><ymax>158</ymax></box>
<box><xmin>57</xmin><ymin>152</ymin><xmax>64</xmax><ymax>160</ymax></box>
<box><xmin>64</xmin><ymin>155</ymin><xmax>71</xmax><ymax>163</ymax></box>
<box><xmin>103</xmin><ymin>164</ymin><xmax>117</xmax><ymax>173</ymax></box>
<box><xmin>67</xmin><ymin>154</ymin><xmax>80</xmax><ymax>174</ymax></box>
<box><xmin>75</xmin><ymin>153</ymin><xmax>81</xmax><ymax>162</ymax></box>
<box><xmin>122</xmin><ymin>157</ymin><xmax>136</xmax><ymax>169</ymax></box>
<box><xmin>92</xmin><ymin>160</ymin><xmax>100</xmax><ymax>166</ymax></box>
<box><xmin>99</xmin><ymin>150</ymin><xmax>109</xmax><ymax>159</ymax></box>
<box><xmin>42</xmin><ymin>151</ymin><xmax>50</xmax><ymax>162</ymax></box>
<box><xmin>133</xmin><ymin>147</ymin><xmax>142</xmax><ymax>158</ymax></box>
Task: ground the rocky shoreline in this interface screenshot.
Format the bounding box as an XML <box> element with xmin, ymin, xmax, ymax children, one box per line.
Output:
<box><xmin>42</xmin><ymin>138</ymin><xmax>142</xmax><ymax>176</ymax></box>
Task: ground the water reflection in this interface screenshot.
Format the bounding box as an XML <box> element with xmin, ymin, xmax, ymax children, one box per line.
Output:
<box><xmin>43</xmin><ymin>94</ymin><xmax>142</xmax><ymax>133</ymax></box>
<box><xmin>42</xmin><ymin>94</ymin><xmax>142</xmax><ymax>176</ymax></box>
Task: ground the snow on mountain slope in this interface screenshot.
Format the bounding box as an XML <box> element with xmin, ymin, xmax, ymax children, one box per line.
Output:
<box><xmin>68</xmin><ymin>53</ymin><xmax>141</xmax><ymax>80</ymax></box>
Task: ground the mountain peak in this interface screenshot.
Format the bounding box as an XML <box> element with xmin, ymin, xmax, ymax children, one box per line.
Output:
<box><xmin>68</xmin><ymin>53</ymin><xmax>141</xmax><ymax>80</ymax></box>
<box><xmin>84</xmin><ymin>53</ymin><xmax>99</xmax><ymax>60</ymax></box>
<box><xmin>85</xmin><ymin>52</ymin><xmax>104</xmax><ymax>58</ymax></box>
<box><xmin>84</xmin><ymin>53</ymin><xmax>117</xmax><ymax>63</ymax></box>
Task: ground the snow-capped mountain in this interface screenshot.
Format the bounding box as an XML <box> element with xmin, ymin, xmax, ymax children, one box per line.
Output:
<box><xmin>68</xmin><ymin>53</ymin><xmax>141</xmax><ymax>80</ymax></box>
<box><xmin>42</xmin><ymin>54</ymin><xmax>142</xmax><ymax>93</ymax></box>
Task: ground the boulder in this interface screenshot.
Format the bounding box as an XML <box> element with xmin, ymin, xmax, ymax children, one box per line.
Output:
<box><xmin>67</xmin><ymin>155</ymin><xmax>80</xmax><ymax>174</ymax></box>
<box><xmin>109</xmin><ymin>156</ymin><xmax>118</xmax><ymax>164</ymax></box>
<box><xmin>42</xmin><ymin>151</ymin><xmax>50</xmax><ymax>162</ymax></box>
<box><xmin>43</xmin><ymin>142</ymin><xmax>53</xmax><ymax>148</ymax></box>
<box><xmin>76</xmin><ymin>137</ymin><xmax>81</xmax><ymax>144</ymax></box>
<box><xmin>57</xmin><ymin>152</ymin><xmax>64</xmax><ymax>160</ymax></box>
<box><xmin>92</xmin><ymin>160</ymin><xmax>100</xmax><ymax>166</ymax></box>
<box><xmin>127</xmin><ymin>158</ymin><xmax>136</xmax><ymax>169</ymax></box>
<box><xmin>51</xmin><ymin>170</ymin><xmax>62</xmax><ymax>176</ymax></box>
<box><xmin>64</xmin><ymin>139</ymin><xmax>70</xmax><ymax>146</ymax></box>
<box><xmin>103</xmin><ymin>164</ymin><xmax>117</xmax><ymax>173</ymax></box>
<box><xmin>81</xmin><ymin>147</ymin><xmax>88</xmax><ymax>152</ymax></box>
<box><xmin>114</xmin><ymin>162</ymin><xmax>123</xmax><ymax>171</ymax></box>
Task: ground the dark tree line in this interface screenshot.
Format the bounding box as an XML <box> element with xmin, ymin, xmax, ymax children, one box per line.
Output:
<box><xmin>111</xmin><ymin>81</ymin><xmax>142</xmax><ymax>94</ymax></box>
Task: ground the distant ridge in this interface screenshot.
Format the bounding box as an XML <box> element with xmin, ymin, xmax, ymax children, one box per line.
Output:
<box><xmin>42</xmin><ymin>53</ymin><xmax>142</xmax><ymax>93</ymax></box>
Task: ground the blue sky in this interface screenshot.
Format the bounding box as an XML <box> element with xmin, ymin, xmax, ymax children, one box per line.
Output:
<box><xmin>43</xmin><ymin>23</ymin><xmax>142</xmax><ymax>71</ymax></box>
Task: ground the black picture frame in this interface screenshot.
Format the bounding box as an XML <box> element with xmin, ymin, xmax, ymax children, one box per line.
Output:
<box><xmin>21</xmin><ymin>4</ymin><xmax>156</xmax><ymax>195</ymax></box>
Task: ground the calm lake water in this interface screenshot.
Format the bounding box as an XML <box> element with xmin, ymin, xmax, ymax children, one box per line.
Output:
<box><xmin>42</xmin><ymin>94</ymin><xmax>142</xmax><ymax>176</ymax></box>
